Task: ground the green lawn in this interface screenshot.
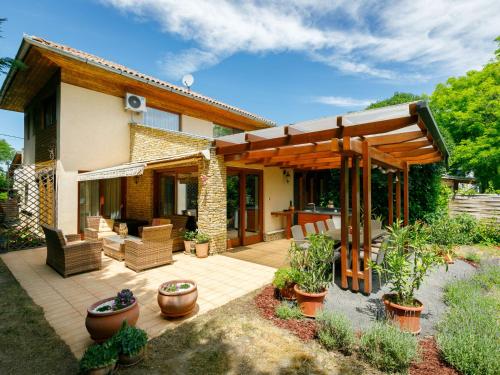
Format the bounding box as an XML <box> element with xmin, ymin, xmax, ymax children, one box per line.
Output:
<box><xmin>0</xmin><ymin>259</ymin><xmax>78</xmax><ymax>375</ymax></box>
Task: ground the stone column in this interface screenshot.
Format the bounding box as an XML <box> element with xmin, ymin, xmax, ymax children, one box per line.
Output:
<box><xmin>197</xmin><ymin>148</ymin><xmax>227</xmax><ymax>253</ymax></box>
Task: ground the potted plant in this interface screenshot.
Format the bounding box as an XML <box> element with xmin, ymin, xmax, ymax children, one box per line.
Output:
<box><xmin>290</xmin><ymin>234</ymin><xmax>335</xmax><ymax>317</ymax></box>
<box><xmin>113</xmin><ymin>321</ymin><xmax>148</xmax><ymax>366</ymax></box>
<box><xmin>157</xmin><ymin>280</ymin><xmax>198</xmax><ymax>318</ymax></box>
<box><xmin>183</xmin><ymin>230</ymin><xmax>196</xmax><ymax>255</ymax></box>
<box><xmin>371</xmin><ymin>221</ymin><xmax>445</xmax><ymax>334</ymax></box>
<box><xmin>195</xmin><ymin>232</ymin><xmax>210</xmax><ymax>258</ymax></box>
<box><xmin>272</xmin><ymin>267</ymin><xmax>300</xmax><ymax>300</ymax></box>
<box><xmin>86</xmin><ymin>289</ymin><xmax>140</xmax><ymax>342</ymax></box>
<box><xmin>79</xmin><ymin>341</ymin><xmax>118</xmax><ymax>375</ymax></box>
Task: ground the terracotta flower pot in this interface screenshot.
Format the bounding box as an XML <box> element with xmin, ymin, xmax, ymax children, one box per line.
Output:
<box><xmin>86</xmin><ymin>363</ymin><xmax>116</xmax><ymax>375</ymax></box>
<box><xmin>118</xmin><ymin>346</ymin><xmax>146</xmax><ymax>367</ymax></box>
<box><xmin>195</xmin><ymin>242</ymin><xmax>209</xmax><ymax>258</ymax></box>
<box><xmin>279</xmin><ymin>283</ymin><xmax>296</xmax><ymax>300</ymax></box>
<box><xmin>383</xmin><ymin>294</ymin><xmax>424</xmax><ymax>334</ymax></box>
<box><xmin>158</xmin><ymin>280</ymin><xmax>198</xmax><ymax>318</ymax></box>
<box><xmin>294</xmin><ymin>284</ymin><xmax>327</xmax><ymax>318</ymax></box>
<box><xmin>85</xmin><ymin>298</ymin><xmax>140</xmax><ymax>343</ymax></box>
<box><xmin>183</xmin><ymin>240</ymin><xmax>194</xmax><ymax>255</ymax></box>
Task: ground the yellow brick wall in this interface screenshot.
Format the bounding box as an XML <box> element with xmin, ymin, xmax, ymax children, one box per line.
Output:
<box><xmin>130</xmin><ymin>124</ymin><xmax>211</xmax><ymax>162</ymax></box>
<box><xmin>197</xmin><ymin>148</ymin><xmax>227</xmax><ymax>253</ymax></box>
<box><xmin>126</xmin><ymin>169</ymin><xmax>154</xmax><ymax>221</ymax></box>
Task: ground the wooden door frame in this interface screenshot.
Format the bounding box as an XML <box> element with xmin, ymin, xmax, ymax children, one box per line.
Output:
<box><xmin>227</xmin><ymin>167</ymin><xmax>264</xmax><ymax>247</ymax></box>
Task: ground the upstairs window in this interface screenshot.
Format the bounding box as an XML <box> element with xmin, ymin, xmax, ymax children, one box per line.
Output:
<box><xmin>143</xmin><ymin>107</ymin><xmax>180</xmax><ymax>131</ymax></box>
<box><xmin>213</xmin><ymin>124</ymin><xmax>242</xmax><ymax>138</ymax></box>
<box><xmin>42</xmin><ymin>94</ymin><xmax>57</xmax><ymax>128</ymax></box>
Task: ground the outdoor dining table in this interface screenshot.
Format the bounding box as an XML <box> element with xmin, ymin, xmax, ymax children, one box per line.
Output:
<box><xmin>325</xmin><ymin>228</ymin><xmax>386</xmax><ymax>245</ymax></box>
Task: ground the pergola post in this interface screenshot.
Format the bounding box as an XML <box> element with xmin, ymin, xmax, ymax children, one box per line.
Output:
<box><xmin>403</xmin><ymin>162</ymin><xmax>409</xmax><ymax>226</ymax></box>
<box><xmin>395</xmin><ymin>171</ymin><xmax>401</xmax><ymax>222</ymax></box>
<box><xmin>387</xmin><ymin>173</ymin><xmax>393</xmax><ymax>226</ymax></box>
<box><xmin>362</xmin><ymin>141</ymin><xmax>372</xmax><ymax>294</ymax></box>
<box><xmin>340</xmin><ymin>155</ymin><xmax>350</xmax><ymax>289</ymax></box>
<box><xmin>351</xmin><ymin>157</ymin><xmax>361</xmax><ymax>292</ymax></box>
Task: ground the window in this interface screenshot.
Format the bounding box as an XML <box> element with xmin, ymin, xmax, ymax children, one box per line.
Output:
<box><xmin>143</xmin><ymin>107</ymin><xmax>180</xmax><ymax>131</ymax></box>
<box><xmin>42</xmin><ymin>94</ymin><xmax>57</xmax><ymax>128</ymax></box>
<box><xmin>213</xmin><ymin>124</ymin><xmax>242</xmax><ymax>138</ymax></box>
<box><xmin>155</xmin><ymin>170</ymin><xmax>198</xmax><ymax>218</ymax></box>
<box><xmin>158</xmin><ymin>175</ymin><xmax>175</xmax><ymax>216</ymax></box>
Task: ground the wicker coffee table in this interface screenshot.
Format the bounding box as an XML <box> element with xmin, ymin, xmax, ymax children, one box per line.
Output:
<box><xmin>103</xmin><ymin>234</ymin><xmax>141</xmax><ymax>261</ymax></box>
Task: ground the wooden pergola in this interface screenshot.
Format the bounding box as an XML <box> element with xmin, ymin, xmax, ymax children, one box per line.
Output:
<box><xmin>215</xmin><ymin>101</ymin><xmax>448</xmax><ymax>294</ymax></box>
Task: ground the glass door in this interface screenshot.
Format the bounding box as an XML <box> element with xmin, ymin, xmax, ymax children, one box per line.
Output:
<box><xmin>226</xmin><ymin>169</ymin><xmax>263</xmax><ymax>247</ymax></box>
<box><xmin>227</xmin><ymin>173</ymin><xmax>241</xmax><ymax>247</ymax></box>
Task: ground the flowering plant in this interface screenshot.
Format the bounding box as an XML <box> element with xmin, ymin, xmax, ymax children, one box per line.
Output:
<box><xmin>114</xmin><ymin>289</ymin><xmax>135</xmax><ymax>310</ymax></box>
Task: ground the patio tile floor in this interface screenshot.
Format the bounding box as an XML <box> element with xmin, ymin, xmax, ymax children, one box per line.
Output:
<box><xmin>223</xmin><ymin>239</ymin><xmax>291</xmax><ymax>268</ymax></box>
<box><xmin>1</xmin><ymin>245</ymin><xmax>277</xmax><ymax>358</ymax></box>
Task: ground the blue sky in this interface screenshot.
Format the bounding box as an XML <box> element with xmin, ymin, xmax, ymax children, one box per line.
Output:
<box><xmin>1</xmin><ymin>0</ymin><xmax>499</xmax><ymax>151</ymax></box>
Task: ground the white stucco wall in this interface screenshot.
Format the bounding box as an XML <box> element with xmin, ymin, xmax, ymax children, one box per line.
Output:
<box><xmin>182</xmin><ymin>115</ymin><xmax>214</xmax><ymax>138</ymax></box>
<box><xmin>57</xmin><ymin>83</ymin><xmax>132</xmax><ymax>232</ymax></box>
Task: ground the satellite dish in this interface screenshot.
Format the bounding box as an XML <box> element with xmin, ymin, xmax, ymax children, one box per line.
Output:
<box><xmin>182</xmin><ymin>74</ymin><xmax>194</xmax><ymax>90</ymax></box>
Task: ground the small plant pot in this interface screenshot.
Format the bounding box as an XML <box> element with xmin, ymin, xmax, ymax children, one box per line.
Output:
<box><xmin>183</xmin><ymin>240</ymin><xmax>194</xmax><ymax>255</ymax></box>
<box><xmin>195</xmin><ymin>242</ymin><xmax>209</xmax><ymax>258</ymax></box>
<box><xmin>158</xmin><ymin>280</ymin><xmax>198</xmax><ymax>318</ymax></box>
<box><xmin>85</xmin><ymin>362</ymin><xmax>116</xmax><ymax>375</ymax></box>
<box><xmin>294</xmin><ymin>284</ymin><xmax>327</xmax><ymax>318</ymax></box>
<box><xmin>118</xmin><ymin>346</ymin><xmax>146</xmax><ymax>367</ymax></box>
<box><xmin>279</xmin><ymin>283</ymin><xmax>296</xmax><ymax>300</ymax></box>
<box><xmin>85</xmin><ymin>298</ymin><xmax>140</xmax><ymax>343</ymax></box>
<box><xmin>383</xmin><ymin>294</ymin><xmax>424</xmax><ymax>334</ymax></box>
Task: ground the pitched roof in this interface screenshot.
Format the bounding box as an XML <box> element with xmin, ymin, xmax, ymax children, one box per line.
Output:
<box><xmin>15</xmin><ymin>35</ymin><xmax>276</xmax><ymax>127</ymax></box>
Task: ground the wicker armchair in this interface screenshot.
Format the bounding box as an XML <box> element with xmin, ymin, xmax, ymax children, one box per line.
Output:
<box><xmin>138</xmin><ymin>218</ymin><xmax>171</xmax><ymax>237</ymax></box>
<box><xmin>124</xmin><ymin>224</ymin><xmax>173</xmax><ymax>272</ymax></box>
<box><xmin>42</xmin><ymin>224</ymin><xmax>101</xmax><ymax>278</ymax></box>
<box><xmin>84</xmin><ymin>216</ymin><xmax>115</xmax><ymax>241</ymax></box>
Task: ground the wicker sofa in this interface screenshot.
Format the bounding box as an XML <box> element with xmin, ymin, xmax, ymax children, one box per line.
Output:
<box><xmin>84</xmin><ymin>216</ymin><xmax>116</xmax><ymax>241</ymax></box>
<box><xmin>138</xmin><ymin>218</ymin><xmax>171</xmax><ymax>237</ymax></box>
<box><xmin>42</xmin><ymin>224</ymin><xmax>102</xmax><ymax>278</ymax></box>
<box><xmin>124</xmin><ymin>224</ymin><xmax>174</xmax><ymax>272</ymax></box>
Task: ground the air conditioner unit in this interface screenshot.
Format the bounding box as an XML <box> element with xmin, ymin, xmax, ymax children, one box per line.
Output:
<box><xmin>125</xmin><ymin>93</ymin><xmax>147</xmax><ymax>112</ymax></box>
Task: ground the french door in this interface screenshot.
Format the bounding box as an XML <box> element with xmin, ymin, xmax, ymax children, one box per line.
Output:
<box><xmin>227</xmin><ymin>168</ymin><xmax>263</xmax><ymax>247</ymax></box>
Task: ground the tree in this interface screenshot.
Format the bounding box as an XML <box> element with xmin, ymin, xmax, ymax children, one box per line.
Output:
<box><xmin>0</xmin><ymin>18</ymin><xmax>25</xmax><ymax>74</ymax></box>
<box><xmin>430</xmin><ymin>37</ymin><xmax>500</xmax><ymax>191</ymax></box>
<box><xmin>366</xmin><ymin>92</ymin><xmax>446</xmax><ymax>222</ymax></box>
<box><xmin>0</xmin><ymin>138</ymin><xmax>14</xmax><ymax>192</ymax></box>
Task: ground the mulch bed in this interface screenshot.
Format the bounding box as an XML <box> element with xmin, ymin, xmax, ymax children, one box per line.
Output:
<box><xmin>410</xmin><ymin>337</ymin><xmax>458</xmax><ymax>375</ymax></box>
<box><xmin>254</xmin><ymin>285</ymin><xmax>316</xmax><ymax>341</ymax></box>
<box><xmin>457</xmin><ymin>256</ymin><xmax>480</xmax><ymax>268</ymax></box>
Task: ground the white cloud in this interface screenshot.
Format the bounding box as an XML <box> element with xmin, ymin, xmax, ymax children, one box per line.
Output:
<box><xmin>313</xmin><ymin>96</ymin><xmax>374</xmax><ymax>107</ymax></box>
<box><xmin>102</xmin><ymin>0</ymin><xmax>500</xmax><ymax>80</ymax></box>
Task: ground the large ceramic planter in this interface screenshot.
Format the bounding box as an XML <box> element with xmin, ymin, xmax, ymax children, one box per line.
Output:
<box><xmin>118</xmin><ymin>346</ymin><xmax>146</xmax><ymax>367</ymax></box>
<box><xmin>195</xmin><ymin>243</ymin><xmax>209</xmax><ymax>258</ymax></box>
<box><xmin>294</xmin><ymin>284</ymin><xmax>327</xmax><ymax>318</ymax></box>
<box><xmin>279</xmin><ymin>283</ymin><xmax>296</xmax><ymax>300</ymax></box>
<box><xmin>85</xmin><ymin>363</ymin><xmax>116</xmax><ymax>375</ymax></box>
<box><xmin>85</xmin><ymin>298</ymin><xmax>140</xmax><ymax>342</ymax></box>
<box><xmin>183</xmin><ymin>240</ymin><xmax>194</xmax><ymax>255</ymax></box>
<box><xmin>383</xmin><ymin>294</ymin><xmax>424</xmax><ymax>334</ymax></box>
<box><xmin>158</xmin><ymin>280</ymin><xmax>198</xmax><ymax>318</ymax></box>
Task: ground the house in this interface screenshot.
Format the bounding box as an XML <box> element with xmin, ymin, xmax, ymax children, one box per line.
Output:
<box><xmin>0</xmin><ymin>35</ymin><xmax>294</xmax><ymax>253</ymax></box>
<box><xmin>0</xmin><ymin>36</ymin><xmax>448</xmax><ymax>270</ymax></box>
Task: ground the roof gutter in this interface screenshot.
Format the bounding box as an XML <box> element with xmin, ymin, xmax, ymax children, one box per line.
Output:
<box><xmin>416</xmin><ymin>100</ymin><xmax>449</xmax><ymax>165</ymax></box>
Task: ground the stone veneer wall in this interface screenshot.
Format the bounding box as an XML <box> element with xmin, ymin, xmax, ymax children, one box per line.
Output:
<box><xmin>126</xmin><ymin>169</ymin><xmax>154</xmax><ymax>222</ymax></box>
<box><xmin>197</xmin><ymin>148</ymin><xmax>227</xmax><ymax>253</ymax></box>
<box><xmin>130</xmin><ymin>124</ymin><xmax>211</xmax><ymax>162</ymax></box>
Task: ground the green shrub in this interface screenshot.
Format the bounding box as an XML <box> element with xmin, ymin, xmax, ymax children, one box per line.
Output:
<box><xmin>474</xmin><ymin>218</ymin><xmax>500</xmax><ymax>245</ymax></box>
<box><xmin>272</xmin><ymin>267</ymin><xmax>300</xmax><ymax>289</ymax></box>
<box><xmin>113</xmin><ymin>321</ymin><xmax>148</xmax><ymax>357</ymax></box>
<box><xmin>183</xmin><ymin>230</ymin><xmax>196</xmax><ymax>241</ymax></box>
<box><xmin>275</xmin><ymin>301</ymin><xmax>303</xmax><ymax>320</ymax></box>
<box><xmin>359</xmin><ymin>323</ymin><xmax>419</xmax><ymax>374</ymax></box>
<box><xmin>195</xmin><ymin>231</ymin><xmax>210</xmax><ymax>244</ymax></box>
<box><xmin>0</xmin><ymin>191</ymin><xmax>7</xmax><ymax>201</ymax></box>
<box><xmin>79</xmin><ymin>341</ymin><xmax>118</xmax><ymax>373</ymax></box>
<box><xmin>437</xmin><ymin>267</ymin><xmax>500</xmax><ymax>375</ymax></box>
<box><xmin>316</xmin><ymin>310</ymin><xmax>355</xmax><ymax>354</ymax></box>
<box><xmin>289</xmin><ymin>234</ymin><xmax>334</xmax><ymax>293</ymax></box>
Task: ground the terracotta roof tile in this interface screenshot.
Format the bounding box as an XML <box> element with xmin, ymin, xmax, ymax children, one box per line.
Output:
<box><xmin>26</xmin><ymin>35</ymin><xmax>275</xmax><ymax>127</ymax></box>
